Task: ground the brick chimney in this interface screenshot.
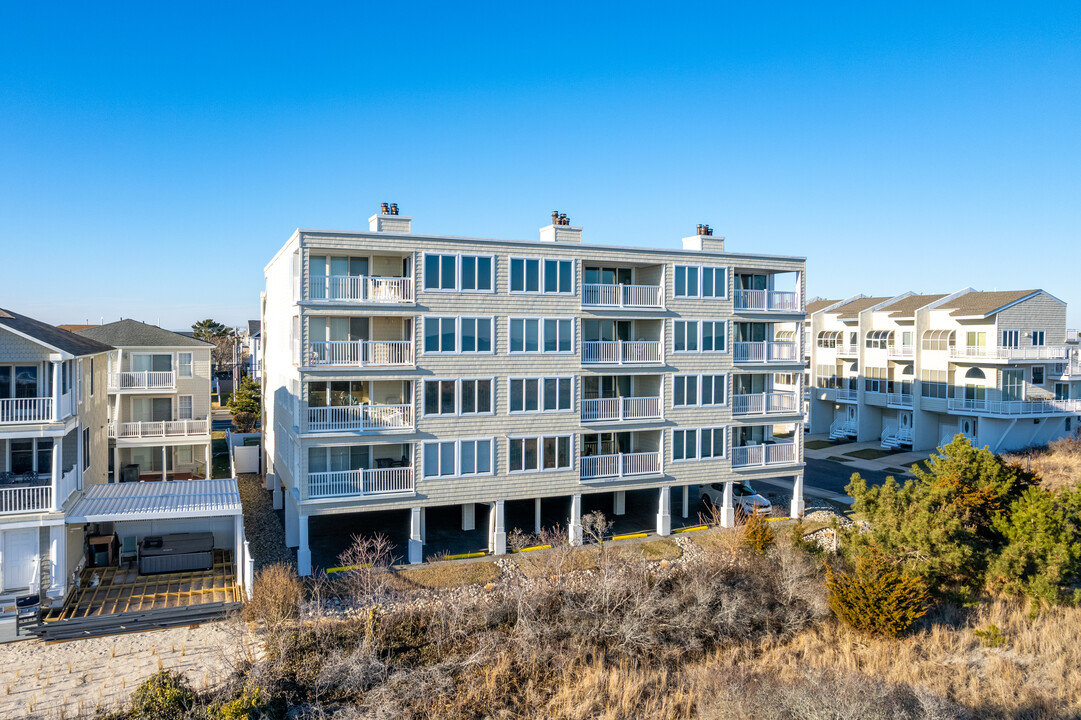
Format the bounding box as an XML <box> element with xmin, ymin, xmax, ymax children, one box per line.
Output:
<box><xmin>539</xmin><ymin>210</ymin><xmax>582</xmax><ymax>243</ymax></box>
<box><xmin>368</xmin><ymin>202</ymin><xmax>412</xmax><ymax>233</ymax></box>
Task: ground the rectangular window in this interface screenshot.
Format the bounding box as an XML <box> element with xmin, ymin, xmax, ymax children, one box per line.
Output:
<box><xmin>178</xmin><ymin>445</ymin><xmax>193</xmax><ymax>464</ymax></box>
<box><xmin>459</xmin><ymin>255</ymin><xmax>494</xmax><ymax>292</ymax></box>
<box><xmin>674</xmin><ymin>265</ymin><xmax>727</xmax><ymax>298</ymax></box>
<box><xmin>511</xmin><ymin>318</ymin><xmax>571</xmax><ymax>353</ymax></box>
<box><xmin>424</xmin><ymin>253</ymin><xmax>458</xmax><ymax>290</ymax></box>
<box><xmin>178</xmin><ymin>352</ymin><xmax>193</xmax><ymax>378</ymax></box>
<box><xmin>424</xmin><ymin>317</ymin><xmax>457</xmax><ymax>353</ymax></box>
<box><xmin>543</xmin><ymin>318</ymin><xmax>573</xmax><ymax>352</ymax></box>
<box><xmin>460</xmin><ymin>317</ymin><xmax>494</xmax><ymax>353</ymax></box>
<box><xmin>701</xmin><ymin>375</ymin><xmax>727</xmax><ymax>405</ymax></box>
<box><xmin>865</xmin><ymin>367</ymin><xmax>887</xmax><ymax>393</ymax></box>
<box><xmin>459</xmin><ymin>379</ymin><xmax>493</xmax><ymax>415</ymax></box>
<box><xmin>37</xmin><ymin>439</ymin><xmax>53</xmax><ymax>475</ymax></box>
<box><xmin>673</xmin><ymin>429</ymin><xmax>696</xmax><ymax>461</ymax></box>
<box><xmin>509</xmin><ymin>435</ymin><xmax>571</xmax><ymax>473</ymax></box>
<box><xmin>1002</xmin><ymin>330</ymin><xmax>1020</xmax><ymax>348</ymax></box>
<box><xmin>1031</xmin><ymin>330</ymin><xmax>1045</xmax><ymax>347</ymax></box>
<box><xmin>459</xmin><ymin>439</ymin><xmax>493</xmax><ymax>476</ymax></box>
<box><xmin>674</xmin><ymin>321</ymin><xmax>699</xmax><ymax>352</ymax></box>
<box><xmin>673</xmin><ymin>427</ymin><xmax>726</xmax><ymax>461</ymax></box>
<box><xmin>511</xmin><ymin>376</ymin><xmax>571</xmax><ymax>412</ymax></box>
<box><xmin>701</xmin><ymin>321</ymin><xmax>726</xmax><ymax>351</ymax></box>
<box><xmin>510</xmin><ymin>258</ymin><xmax>540</xmax><ymax>292</ymax></box>
<box><xmin>83</xmin><ymin>427</ymin><xmax>91</xmax><ymax>470</ymax></box>
<box><xmin>675</xmin><ymin>320</ymin><xmax>725</xmax><ymax>352</ymax></box>
<box><xmin>89</xmin><ymin>358</ymin><xmax>94</xmax><ymax>396</ymax></box>
<box><xmin>920</xmin><ymin>369</ymin><xmax>949</xmax><ymax>399</ymax></box>
<box><xmin>543</xmin><ymin>377</ymin><xmax>573</xmax><ymax>411</ymax></box>
<box><xmin>1002</xmin><ymin>368</ymin><xmax>1024</xmax><ymax>401</ymax></box>
<box><xmin>423</xmin><ymin>441</ymin><xmax>457</xmax><ymax>477</ymax></box>
<box><xmin>673</xmin><ymin>375</ymin><xmax>698</xmax><ymax>406</ymax></box>
<box><xmin>178</xmin><ymin>395</ymin><xmax>193</xmax><ymax>420</ymax></box>
<box><xmin>1032</xmin><ymin>366</ymin><xmax>1044</xmax><ymax>385</ymax></box>
<box><xmin>509</xmin><ymin>378</ymin><xmax>539</xmax><ymax>412</ymax></box>
<box><xmin>423</xmin><ymin>379</ymin><xmax>457</xmax><ymax>416</ymax></box>
<box><xmin>511</xmin><ymin>257</ymin><xmax>572</xmax><ymax>294</ymax></box>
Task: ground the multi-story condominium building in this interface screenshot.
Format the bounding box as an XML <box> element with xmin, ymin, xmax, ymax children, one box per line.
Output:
<box><xmin>808</xmin><ymin>289</ymin><xmax>1081</xmax><ymax>453</ymax></box>
<box><xmin>76</xmin><ymin>321</ymin><xmax>214</xmax><ymax>482</ymax></box>
<box><xmin>0</xmin><ymin>309</ymin><xmax>110</xmax><ymax>603</ymax></box>
<box><xmin>263</xmin><ymin>206</ymin><xmax>807</xmax><ymax>574</ymax></box>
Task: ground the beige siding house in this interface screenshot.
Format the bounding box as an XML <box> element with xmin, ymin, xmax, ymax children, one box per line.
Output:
<box><xmin>263</xmin><ymin>207</ymin><xmax>808</xmax><ymax>574</ymax></box>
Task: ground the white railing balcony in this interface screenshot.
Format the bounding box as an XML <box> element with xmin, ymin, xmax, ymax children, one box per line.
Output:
<box><xmin>949</xmin><ymin>345</ymin><xmax>1070</xmax><ymax>361</ymax></box>
<box><xmin>110</xmin><ymin>419</ymin><xmax>210</xmax><ymax>439</ymax></box>
<box><xmin>0</xmin><ymin>397</ymin><xmax>54</xmax><ymax>424</ymax></box>
<box><xmin>308</xmin><ymin>467</ymin><xmax>414</xmax><ymax>499</ymax></box>
<box><xmin>731</xmin><ymin>442</ymin><xmax>798</xmax><ymax>468</ymax></box>
<box><xmin>580</xmin><ymin>451</ymin><xmax>661</xmax><ymax>480</ymax></box>
<box><xmin>887</xmin><ymin>345</ymin><xmax>914</xmax><ymax>358</ymax></box>
<box><xmin>732</xmin><ymin>392</ymin><xmax>799</xmax><ymax>415</ymax></box>
<box><xmin>109</xmin><ymin>371</ymin><xmax>175</xmax><ymax>391</ymax></box>
<box><xmin>307</xmin><ymin>340</ymin><xmax>414</xmax><ymax>367</ymax></box>
<box><xmin>733</xmin><ymin>341</ymin><xmax>798</xmax><ymax>363</ymax></box>
<box><xmin>1060</xmin><ymin>361</ymin><xmax>1081</xmax><ymax>378</ymax></box>
<box><xmin>308</xmin><ymin>275</ymin><xmax>414</xmax><ymax>304</ymax></box>
<box><xmin>733</xmin><ymin>289</ymin><xmax>799</xmax><ymax>312</ymax></box>
<box><xmin>581</xmin><ymin>396</ymin><xmax>662</xmax><ymax>423</ymax></box>
<box><xmin>833</xmin><ymin>387</ymin><xmax>859</xmax><ymax>402</ymax></box>
<box><xmin>582</xmin><ymin>283</ymin><xmax>664</xmax><ymax>309</ymax></box>
<box><xmin>581</xmin><ymin>340</ymin><xmax>663</xmax><ymax>365</ymax></box>
<box><xmin>836</xmin><ymin>344</ymin><xmax>859</xmax><ymax>355</ymax></box>
<box><xmin>308</xmin><ymin>404</ymin><xmax>413</xmax><ymax>432</ymax></box>
<box><xmin>948</xmin><ymin>397</ymin><xmax>1081</xmax><ymax>415</ymax></box>
<box><xmin>887</xmin><ymin>393</ymin><xmax>913</xmax><ymax>408</ymax></box>
<box><xmin>0</xmin><ymin>482</ymin><xmax>51</xmax><ymax>515</ymax></box>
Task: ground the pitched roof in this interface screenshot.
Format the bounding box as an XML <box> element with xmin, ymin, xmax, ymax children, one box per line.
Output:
<box><xmin>885</xmin><ymin>294</ymin><xmax>947</xmax><ymax>318</ymax></box>
<box><xmin>806</xmin><ymin>299</ymin><xmax>840</xmax><ymax>314</ymax></box>
<box><xmin>77</xmin><ymin>319</ymin><xmax>213</xmax><ymax>348</ymax></box>
<box><xmin>832</xmin><ymin>296</ymin><xmax>892</xmax><ymax>319</ymax></box>
<box><xmin>0</xmin><ymin>308</ymin><xmax>114</xmax><ymax>356</ymax></box>
<box><xmin>938</xmin><ymin>290</ymin><xmax>1042</xmax><ymax>317</ymax></box>
<box><xmin>247</xmin><ymin>320</ymin><xmax>261</xmax><ymax>336</ymax></box>
<box><xmin>57</xmin><ymin>324</ymin><xmax>97</xmax><ymax>333</ymax></box>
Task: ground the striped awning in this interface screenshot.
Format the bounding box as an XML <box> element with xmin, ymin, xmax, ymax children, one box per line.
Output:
<box><xmin>66</xmin><ymin>478</ymin><xmax>242</xmax><ymax>523</ymax></box>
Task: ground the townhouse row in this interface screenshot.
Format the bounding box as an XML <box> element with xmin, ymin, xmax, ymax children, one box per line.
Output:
<box><xmin>262</xmin><ymin>208</ymin><xmax>809</xmax><ymax>573</ymax></box>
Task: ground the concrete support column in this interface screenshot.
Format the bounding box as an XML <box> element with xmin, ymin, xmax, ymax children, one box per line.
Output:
<box><xmin>47</xmin><ymin>524</ymin><xmax>66</xmax><ymax>599</ymax></box>
<box><xmin>568</xmin><ymin>493</ymin><xmax>583</xmax><ymax>546</ymax></box>
<box><xmin>51</xmin><ymin>437</ymin><xmax>63</xmax><ymax>512</ymax></box>
<box><xmin>51</xmin><ymin>360</ymin><xmax>61</xmax><ymax>421</ymax></box>
<box><xmin>656</xmin><ymin>485</ymin><xmax>671</xmax><ymax>536</ymax></box>
<box><xmin>462</xmin><ymin>503</ymin><xmax>475</xmax><ymax>531</ymax></box>
<box><xmin>720</xmin><ymin>481</ymin><xmax>736</xmax><ymax>528</ymax></box>
<box><xmin>205</xmin><ymin>443</ymin><xmax>211</xmax><ymax>479</ymax></box>
<box><xmin>790</xmin><ymin>472</ymin><xmax>806</xmax><ymax>519</ymax></box>
<box><xmin>297</xmin><ymin>513</ymin><xmax>311</xmax><ymax>576</ymax></box>
<box><xmin>534</xmin><ymin>497</ymin><xmax>542</xmax><ymax>535</ymax></box>
<box><xmin>408</xmin><ymin>506</ymin><xmax>424</xmax><ymax>564</ymax></box>
<box><xmin>613</xmin><ymin>490</ymin><xmax>626</xmax><ymax>516</ymax></box>
<box><xmin>682</xmin><ymin>485</ymin><xmax>689</xmax><ymax>519</ymax></box>
<box><xmin>113</xmin><ymin>447</ymin><xmax>120</xmax><ymax>484</ymax></box>
<box><xmin>284</xmin><ymin>489</ymin><xmax>299</xmax><ymax>547</ymax></box>
<box><xmin>420</xmin><ymin>507</ymin><xmax>426</xmax><ymax>543</ymax></box>
<box><xmin>490</xmin><ymin>500</ymin><xmax>506</xmax><ymax>555</ymax></box>
<box><xmin>161</xmin><ymin>446</ymin><xmax>167</xmax><ymax>482</ymax></box>
<box><xmin>271</xmin><ymin>474</ymin><xmax>283</xmax><ymax>509</ymax></box>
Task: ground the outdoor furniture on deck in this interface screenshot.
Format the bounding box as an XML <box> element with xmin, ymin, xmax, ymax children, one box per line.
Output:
<box><xmin>15</xmin><ymin>594</ymin><xmax>40</xmax><ymax>636</ymax></box>
<box><xmin>139</xmin><ymin>532</ymin><xmax>215</xmax><ymax>574</ymax></box>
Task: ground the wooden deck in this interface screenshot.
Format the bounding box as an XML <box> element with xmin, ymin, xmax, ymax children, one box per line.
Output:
<box><xmin>43</xmin><ymin>549</ymin><xmax>241</xmax><ymax>622</ymax></box>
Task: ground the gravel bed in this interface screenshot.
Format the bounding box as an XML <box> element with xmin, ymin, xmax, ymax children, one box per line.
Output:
<box><xmin>237</xmin><ymin>473</ymin><xmax>294</xmax><ymax>570</ymax></box>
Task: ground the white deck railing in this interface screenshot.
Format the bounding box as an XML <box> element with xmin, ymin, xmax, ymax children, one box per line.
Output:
<box><xmin>887</xmin><ymin>345</ymin><xmax>914</xmax><ymax>358</ymax></box>
<box><xmin>109</xmin><ymin>371</ymin><xmax>175</xmax><ymax>390</ymax></box>
<box><xmin>833</xmin><ymin>387</ymin><xmax>859</xmax><ymax>402</ymax></box>
<box><xmin>580</xmin><ymin>451</ymin><xmax>661</xmax><ymax>480</ymax></box>
<box><xmin>308</xmin><ymin>403</ymin><xmax>413</xmax><ymax>432</ymax></box>
<box><xmin>0</xmin><ymin>481</ymin><xmax>56</xmax><ymax>514</ymax></box>
<box><xmin>732</xmin><ymin>392</ymin><xmax>799</xmax><ymax>415</ymax></box>
<box><xmin>733</xmin><ymin>289</ymin><xmax>799</xmax><ymax>312</ymax></box>
<box><xmin>733</xmin><ymin>341</ymin><xmax>798</xmax><ymax>363</ymax></box>
<box><xmin>581</xmin><ymin>340</ymin><xmax>662</xmax><ymax>365</ymax></box>
<box><xmin>111</xmin><ymin>419</ymin><xmax>210</xmax><ymax>439</ymax></box>
<box><xmin>582</xmin><ymin>283</ymin><xmax>664</xmax><ymax>309</ymax></box>
<box><xmin>308</xmin><ymin>275</ymin><xmax>414</xmax><ymax>304</ymax></box>
<box><xmin>307</xmin><ymin>340</ymin><xmax>414</xmax><ymax>367</ymax></box>
<box><xmin>581</xmin><ymin>396</ymin><xmax>662</xmax><ymax>422</ymax></box>
<box><xmin>947</xmin><ymin>397</ymin><xmax>1081</xmax><ymax>415</ymax></box>
<box><xmin>731</xmin><ymin>442</ymin><xmax>798</xmax><ymax>468</ymax></box>
<box><xmin>949</xmin><ymin>345</ymin><xmax>1069</xmax><ymax>361</ymax></box>
<box><xmin>887</xmin><ymin>393</ymin><xmax>913</xmax><ymax>407</ymax></box>
<box><xmin>308</xmin><ymin>467</ymin><xmax>414</xmax><ymax>499</ymax></box>
<box><xmin>0</xmin><ymin>397</ymin><xmax>54</xmax><ymax>424</ymax></box>
<box><xmin>836</xmin><ymin>344</ymin><xmax>859</xmax><ymax>355</ymax></box>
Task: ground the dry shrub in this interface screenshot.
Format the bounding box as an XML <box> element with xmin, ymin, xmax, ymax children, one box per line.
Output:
<box><xmin>826</xmin><ymin>553</ymin><xmax>928</xmax><ymax>637</ymax></box>
<box><xmin>1004</xmin><ymin>436</ymin><xmax>1081</xmax><ymax>491</ymax></box>
<box><xmin>741</xmin><ymin>513</ymin><xmax>774</xmax><ymax>553</ymax></box>
<box><xmin>242</xmin><ymin>561</ymin><xmax>302</xmax><ymax>657</ymax></box>
<box><xmin>334</xmin><ymin>533</ymin><xmax>395</xmax><ymax>606</ymax></box>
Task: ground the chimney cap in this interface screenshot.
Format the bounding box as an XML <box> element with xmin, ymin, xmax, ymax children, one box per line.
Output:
<box><xmin>380</xmin><ymin>202</ymin><xmax>389</xmax><ymax>214</ymax></box>
<box><xmin>389</xmin><ymin>202</ymin><xmax>399</xmax><ymax>215</ymax></box>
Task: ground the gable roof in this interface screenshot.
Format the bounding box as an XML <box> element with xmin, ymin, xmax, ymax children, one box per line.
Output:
<box><xmin>832</xmin><ymin>296</ymin><xmax>892</xmax><ymax>320</ymax></box>
<box><xmin>0</xmin><ymin>308</ymin><xmax>114</xmax><ymax>357</ymax></box>
<box><xmin>885</xmin><ymin>294</ymin><xmax>947</xmax><ymax>318</ymax></box>
<box><xmin>57</xmin><ymin>324</ymin><xmax>97</xmax><ymax>333</ymax></box>
<box><xmin>247</xmin><ymin>320</ymin><xmax>261</xmax><ymax>336</ymax></box>
<box><xmin>938</xmin><ymin>290</ymin><xmax>1043</xmax><ymax>317</ymax></box>
<box><xmin>77</xmin><ymin>319</ymin><xmax>213</xmax><ymax>348</ymax></box>
<box><xmin>806</xmin><ymin>299</ymin><xmax>840</xmax><ymax>314</ymax></box>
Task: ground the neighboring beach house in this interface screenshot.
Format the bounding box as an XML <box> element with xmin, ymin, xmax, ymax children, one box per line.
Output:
<box><xmin>76</xmin><ymin>320</ymin><xmax>214</xmax><ymax>482</ymax></box>
<box><xmin>0</xmin><ymin>309</ymin><xmax>111</xmax><ymax>604</ymax></box>
<box><xmin>262</xmin><ymin>206</ymin><xmax>808</xmax><ymax>574</ymax></box>
<box><xmin>808</xmin><ymin>289</ymin><xmax>1081</xmax><ymax>452</ymax></box>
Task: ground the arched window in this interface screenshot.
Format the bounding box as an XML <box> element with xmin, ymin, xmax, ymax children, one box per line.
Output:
<box><xmin>921</xmin><ymin>329</ymin><xmax>956</xmax><ymax>351</ymax></box>
<box><xmin>816</xmin><ymin>330</ymin><xmax>840</xmax><ymax>348</ymax></box>
<box><xmin>866</xmin><ymin>330</ymin><xmax>893</xmax><ymax>349</ymax></box>
<box><xmin>965</xmin><ymin>367</ymin><xmax>986</xmax><ymax>380</ymax></box>
<box><xmin>902</xmin><ymin>365</ymin><xmax>914</xmax><ymax>376</ymax></box>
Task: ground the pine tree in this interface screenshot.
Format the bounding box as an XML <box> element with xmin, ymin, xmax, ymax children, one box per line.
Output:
<box><xmin>228</xmin><ymin>375</ymin><xmax>261</xmax><ymax>415</ymax></box>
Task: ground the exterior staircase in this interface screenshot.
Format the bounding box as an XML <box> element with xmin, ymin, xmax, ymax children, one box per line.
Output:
<box><xmin>830</xmin><ymin>418</ymin><xmax>857</xmax><ymax>441</ymax></box>
<box><xmin>881</xmin><ymin>425</ymin><xmax>914</xmax><ymax>450</ymax></box>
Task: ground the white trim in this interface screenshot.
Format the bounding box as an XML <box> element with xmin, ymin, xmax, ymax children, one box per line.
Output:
<box><xmin>672</xmin><ymin>426</ymin><xmax>728</xmax><ymax>462</ymax></box>
<box><xmin>421</xmin><ymin>377</ymin><xmax>495</xmax><ymax>417</ymax></box>
<box><xmin>421</xmin><ymin>252</ymin><xmax>496</xmax><ymax>293</ymax></box>
<box><xmin>673</xmin><ymin>319</ymin><xmax>729</xmax><ymax>353</ymax></box>
<box><xmin>673</xmin><ymin>264</ymin><xmax>729</xmax><ymax>300</ymax></box>
<box><xmin>421</xmin><ymin>437</ymin><xmax>495</xmax><ymax>479</ymax></box>
<box><xmin>508</xmin><ymin>376</ymin><xmax>575</xmax><ymax>414</ymax></box>
<box><xmin>507</xmin><ymin>433</ymin><xmax>574</xmax><ymax>474</ymax></box>
<box><xmin>508</xmin><ymin>255</ymin><xmax>575</xmax><ymax>295</ymax></box>
<box><xmin>508</xmin><ymin>317</ymin><xmax>575</xmax><ymax>354</ymax></box>
<box><xmin>672</xmin><ymin>373</ymin><xmax>729</xmax><ymax>407</ymax></box>
<box><xmin>422</xmin><ymin>315</ymin><xmax>496</xmax><ymax>355</ymax></box>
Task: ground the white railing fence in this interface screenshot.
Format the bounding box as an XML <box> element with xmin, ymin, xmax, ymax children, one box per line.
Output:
<box><xmin>582</xmin><ymin>283</ymin><xmax>664</xmax><ymax>309</ymax></box>
<box><xmin>732</xmin><ymin>392</ymin><xmax>799</xmax><ymax>415</ymax></box>
<box><xmin>308</xmin><ymin>404</ymin><xmax>413</xmax><ymax>432</ymax></box>
<box><xmin>112</xmin><ymin>418</ymin><xmax>210</xmax><ymax>438</ymax></box>
<box><xmin>887</xmin><ymin>393</ymin><xmax>913</xmax><ymax>407</ymax></box>
<box><xmin>308</xmin><ymin>340</ymin><xmax>414</xmax><ymax>366</ymax></box>
<box><xmin>949</xmin><ymin>346</ymin><xmax>1069</xmax><ymax>361</ymax></box>
<box><xmin>947</xmin><ymin>397</ymin><xmax>1081</xmax><ymax>415</ymax></box>
<box><xmin>733</xmin><ymin>289</ymin><xmax>799</xmax><ymax>312</ymax></box>
<box><xmin>0</xmin><ymin>397</ymin><xmax>53</xmax><ymax>424</ymax></box>
<box><xmin>731</xmin><ymin>442</ymin><xmax>797</xmax><ymax>468</ymax></box>
<box><xmin>308</xmin><ymin>467</ymin><xmax>414</xmax><ymax>499</ymax></box>
<box><xmin>0</xmin><ymin>484</ymin><xmax>51</xmax><ymax>514</ymax></box>
<box><xmin>581</xmin><ymin>340</ymin><xmax>662</xmax><ymax>364</ymax></box>
<box><xmin>308</xmin><ymin>275</ymin><xmax>414</xmax><ymax>303</ymax></box>
<box><xmin>110</xmin><ymin>371</ymin><xmax>175</xmax><ymax>390</ymax></box>
<box><xmin>580</xmin><ymin>451</ymin><xmax>661</xmax><ymax>479</ymax></box>
<box><xmin>733</xmin><ymin>341</ymin><xmax>798</xmax><ymax>363</ymax></box>
<box><xmin>580</xmin><ymin>396</ymin><xmax>662</xmax><ymax>422</ymax></box>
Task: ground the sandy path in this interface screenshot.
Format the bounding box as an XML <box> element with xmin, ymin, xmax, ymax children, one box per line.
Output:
<box><xmin>0</xmin><ymin>620</ymin><xmax>258</xmax><ymax>719</ymax></box>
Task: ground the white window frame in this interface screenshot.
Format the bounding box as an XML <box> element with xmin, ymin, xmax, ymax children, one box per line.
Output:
<box><xmin>1001</xmin><ymin>329</ymin><xmax>1020</xmax><ymax>348</ymax></box>
<box><xmin>458</xmin><ymin>377</ymin><xmax>495</xmax><ymax>416</ymax></box>
<box><xmin>508</xmin><ymin>376</ymin><xmax>574</xmax><ymax>414</ymax></box>
<box><xmin>422</xmin><ymin>437</ymin><xmax>495</xmax><ymax>479</ymax></box>
<box><xmin>509</xmin><ymin>256</ymin><xmax>574</xmax><ymax>295</ymax></box>
<box><xmin>178</xmin><ymin>445</ymin><xmax>193</xmax><ymax>464</ymax></box>
<box><xmin>422</xmin><ymin>377</ymin><xmax>494</xmax><ymax>417</ymax></box>
<box><xmin>458</xmin><ymin>254</ymin><xmax>496</xmax><ymax>293</ymax></box>
<box><xmin>459</xmin><ymin>317</ymin><xmax>495</xmax><ymax>354</ymax></box>
<box><xmin>1031</xmin><ymin>330</ymin><xmax>1045</xmax><ymax>347</ymax></box>
<box><xmin>508</xmin><ymin>434</ymin><xmax>574</xmax><ymax>474</ymax></box>
<box><xmin>674</xmin><ymin>319</ymin><xmax>729</xmax><ymax>353</ymax></box>
<box><xmin>672</xmin><ymin>427</ymin><xmax>727</xmax><ymax>462</ymax></box>
<box><xmin>673</xmin><ymin>265</ymin><xmax>729</xmax><ymax>299</ymax></box>
<box><xmin>1031</xmin><ymin>366</ymin><xmax>1044</xmax><ymax>385</ymax></box>
<box><xmin>178</xmin><ymin>352</ymin><xmax>193</xmax><ymax>378</ymax></box>
<box><xmin>422</xmin><ymin>252</ymin><xmax>459</xmax><ymax>292</ymax></box>
<box><xmin>509</xmin><ymin>317</ymin><xmax>574</xmax><ymax>354</ymax></box>
<box><xmin>423</xmin><ymin>316</ymin><xmax>458</xmax><ymax>354</ymax></box>
<box><xmin>178</xmin><ymin>395</ymin><xmax>193</xmax><ymax>420</ymax></box>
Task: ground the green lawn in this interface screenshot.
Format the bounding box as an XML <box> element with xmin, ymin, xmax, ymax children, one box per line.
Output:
<box><xmin>805</xmin><ymin>440</ymin><xmax>836</xmax><ymax>450</ymax></box>
<box><xmin>885</xmin><ymin>467</ymin><xmax>910</xmax><ymax>475</ymax></box>
<box><xmin>843</xmin><ymin>448</ymin><xmax>892</xmax><ymax>460</ymax></box>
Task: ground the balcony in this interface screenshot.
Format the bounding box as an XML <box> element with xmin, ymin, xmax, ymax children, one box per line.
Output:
<box><xmin>308</xmin><ymin>466</ymin><xmax>414</xmax><ymax>499</ymax></box>
<box><xmin>0</xmin><ymin>397</ymin><xmax>54</xmax><ymax>424</ymax></box>
<box><xmin>836</xmin><ymin>344</ymin><xmax>859</xmax><ymax>356</ymax></box>
<box><xmin>581</xmin><ymin>396</ymin><xmax>662</xmax><ymax>423</ymax></box>
<box><xmin>109</xmin><ymin>371</ymin><xmax>176</xmax><ymax>391</ymax></box>
<box><xmin>733</xmin><ymin>341</ymin><xmax>798</xmax><ymax>364</ymax></box>
<box><xmin>732</xmin><ymin>392</ymin><xmax>799</xmax><ymax>416</ymax></box>
<box><xmin>582</xmin><ymin>340</ymin><xmax>663</xmax><ymax>365</ymax></box>
<box><xmin>582</xmin><ymin>283</ymin><xmax>663</xmax><ymax>309</ymax></box>
<box><xmin>733</xmin><ymin>289</ymin><xmax>799</xmax><ymax>313</ymax></box>
<box><xmin>580</xmin><ymin>451</ymin><xmax>661</xmax><ymax>480</ymax></box>
<box><xmin>308</xmin><ymin>404</ymin><xmax>413</xmax><ymax>433</ymax></box>
<box><xmin>110</xmin><ymin>419</ymin><xmax>210</xmax><ymax>439</ymax></box>
<box><xmin>731</xmin><ymin>442</ymin><xmax>798</xmax><ymax>468</ymax></box>
<box><xmin>887</xmin><ymin>345</ymin><xmax>914</xmax><ymax>358</ymax></box>
<box><xmin>0</xmin><ymin>468</ymin><xmax>77</xmax><ymax>515</ymax></box>
<box><xmin>947</xmin><ymin>397</ymin><xmax>1081</xmax><ymax>416</ymax></box>
<box><xmin>949</xmin><ymin>346</ymin><xmax>1070</xmax><ymax>361</ymax></box>
<box><xmin>307</xmin><ymin>340</ymin><xmax>414</xmax><ymax>367</ymax></box>
<box><xmin>308</xmin><ymin>275</ymin><xmax>414</xmax><ymax>304</ymax></box>
<box><xmin>887</xmin><ymin>392</ymin><xmax>913</xmax><ymax>408</ymax></box>
<box><xmin>834</xmin><ymin>387</ymin><xmax>859</xmax><ymax>402</ymax></box>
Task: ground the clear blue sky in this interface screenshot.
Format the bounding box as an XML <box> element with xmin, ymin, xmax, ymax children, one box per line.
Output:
<box><xmin>3</xmin><ymin>2</ymin><xmax>1079</xmax><ymax>329</ymax></box>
